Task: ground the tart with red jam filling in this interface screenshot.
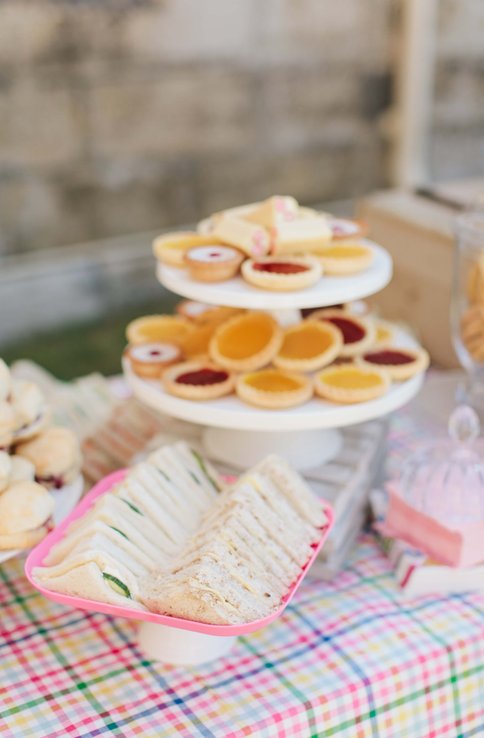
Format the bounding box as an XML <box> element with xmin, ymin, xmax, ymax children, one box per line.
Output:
<box><xmin>311</xmin><ymin>309</ymin><xmax>375</xmax><ymax>357</ymax></box>
<box><xmin>185</xmin><ymin>245</ymin><xmax>244</xmax><ymax>282</ymax></box>
<box><xmin>359</xmin><ymin>347</ymin><xmax>429</xmax><ymax>381</ymax></box>
<box><xmin>163</xmin><ymin>362</ymin><xmax>235</xmax><ymax>401</ymax></box>
<box><xmin>124</xmin><ymin>342</ymin><xmax>183</xmax><ymax>379</ymax></box>
<box><xmin>241</xmin><ymin>256</ymin><xmax>322</xmax><ymax>291</ymax></box>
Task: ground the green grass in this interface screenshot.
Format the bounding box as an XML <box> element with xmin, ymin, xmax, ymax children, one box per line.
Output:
<box><xmin>0</xmin><ymin>296</ymin><xmax>179</xmax><ymax>381</ymax></box>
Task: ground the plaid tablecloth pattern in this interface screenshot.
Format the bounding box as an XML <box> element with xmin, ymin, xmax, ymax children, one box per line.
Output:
<box><xmin>1</xmin><ymin>535</ymin><xmax>483</xmax><ymax>738</ymax></box>
<box><xmin>1</xmin><ymin>379</ymin><xmax>484</xmax><ymax>738</ymax></box>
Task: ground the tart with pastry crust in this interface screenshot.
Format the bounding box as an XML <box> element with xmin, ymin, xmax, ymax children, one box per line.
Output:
<box><xmin>236</xmin><ymin>369</ymin><xmax>313</xmax><ymax>409</ymax></box>
<box><xmin>312</xmin><ymin>241</ymin><xmax>374</xmax><ymax>275</ymax></box>
<box><xmin>315</xmin><ymin>365</ymin><xmax>389</xmax><ymax>404</ymax></box>
<box><xmin>124</xmin><ymin>342</ymin><xmax>182</xmax><ymax>379</ymax></box>
<box><xmin>163</xmin><ymin>362</ymin><xmax>235</xmax><ymax>401</ymax></box>
<box><xmin>274</xmin><ymin>321</ymin><xmax>343</xmax><ymax>372</ymax></box>
<box><xmin>358</xmin><ymin>347</ymin><xmax>429</xmax><ymax>381</ymax></box>
<box><xmin>241</xmin><ymin>256</ymin><xmax>322</xmax><ymax>291</ymax></box>
<box><xmin>153</xmin><ymin>232</ymin><xmax>226</xmax><ymax>268</ymax></box>
<box><xmin>185</xmin><ymin>245</ymin><xmax>244</xmax><ymax>282</ymax></box>
<box><xmin>126</xmin><ymin>315</ymin><xmax>194</xmax><ymax>348</ymax></box>
<box><xmin>311</xmin><ymin>309</ymin><xmax>375</xmax><ymax>357</ymax></box>
<box><xmin>210</xmin><ymin>312</ymin><xmax>283</xmax><ymax>372</ymax></box>
<box><xmin>175</xmin><ymin>301</ymin><xmax>242</xmax><ymax>326</ymax></box>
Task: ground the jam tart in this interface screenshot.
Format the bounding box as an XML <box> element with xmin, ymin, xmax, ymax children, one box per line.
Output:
<box><xmin>163</xmin><ymin>362</ymin><xmax>235</xmax><ymax>401</ymax></box>
<box><xmin>126</xmin><ymin>315</ymin><xmax>194</xmax><ymax>348</ymax></box>
<box><xmin>153</xmin><ymin>232</ymin><xmax>225</xmax><ymax>268</ymax></box>
<box><xmin>124</xmin><ymin>342</ymin><xmax>183</xmax><ymax>379</ymax></box>
<box><xmin>315</xmin><ymin>365</ymin><xmax>389</xmax><ymax>404</ymax></box>
<box><xmin>210</xmin><ymin>311</ymin><xmax>283</xmax><ymax>372</ymax></box>
<box><xmin>241</xmin><ymin>256</ymin><xmax>322</xmax><ymax>291</ymax></box>
<box><xmin>359</xmin><ymin>347</ymin><xmax>429</xmax><ymax>381</ymax></box>
<box><xmin>185</xmin><ymin>245</ymin><xmax>244</xmax><ymax>282</ymax></box>
<box><xmin>236</xmin><ymin>369</ymin><xmax>313</xmax><ymax>409</ymax></box>
<box><xmin>311</xmin><ymin>309</ymin><xmax>375</xmax><ymax>357</ymax></box>
<box><xmin>312</xmin><ymin>241</ymin><xmax>374</xmax><ymax>275</ymax></box>
<box><xmin>274</xmin><ymin>321</ymin><xmax>342</xmax><ymax>372</ymax></box>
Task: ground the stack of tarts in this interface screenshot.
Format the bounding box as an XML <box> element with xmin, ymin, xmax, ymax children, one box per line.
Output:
<box><xmin>125</xmin><ymin>303</ymin><xmax>429</xmax><ymax>412</ymax></box>
<box><xmin>153</xmin><ymin>195</ymin><xmax>376</xmax><ymax>291</ymax></box>
<box><xmin>0</xmin><ymin>359</ymin><xmax>82</xmax><ymax>553</ymax></box>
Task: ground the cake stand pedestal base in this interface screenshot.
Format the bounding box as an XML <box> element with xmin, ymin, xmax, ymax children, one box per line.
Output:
<box><xmin>138</xmin><ymin>622</ymin><xmax>237</xmax><ymax>665</ymax></box>
<box><xmin>202</xmin><ymin>427</ymin><xmax>342</xmax><ymax>471</ymax></box>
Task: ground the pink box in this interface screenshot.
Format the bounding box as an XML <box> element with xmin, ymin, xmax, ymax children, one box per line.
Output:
<box><xmin>383</xmin><ymin>483</ymin><xmax>484</xmax><ymax>568</ymax></box>
<box><xmin>25</xmin><ymin>469</ymin><xmax>334</xmax><ymax>637</ymax></box>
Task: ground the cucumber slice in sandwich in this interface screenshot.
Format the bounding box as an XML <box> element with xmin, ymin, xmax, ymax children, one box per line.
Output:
<box><xmin>191</xmin><ymin>449</ymin><xmax>221</xmax><ymax>492</ymax></box>
<box><xmin>102</xmin><ymin>572</ymin><xmax>131</xmax><ymax>598</ymax></box>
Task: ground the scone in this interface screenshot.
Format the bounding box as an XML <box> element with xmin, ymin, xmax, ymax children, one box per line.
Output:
<box><xmin>0</xmin><ymin>481</ymin><xmax>54</xmax><ymax>550</ymax></box>
<box><xmin>16</xmin><ymin>427</ymin><xmax>82</xmax><ymax>489</ymax></box>
<box><xmin>0</xmin><ymin>401</ymin><xmax>16</xmax><ymax>449</ymax></box>
<box><xmin>10</xmin><ymin>380</ymin><xmax>49</xmax><ymax>441</ymax></box>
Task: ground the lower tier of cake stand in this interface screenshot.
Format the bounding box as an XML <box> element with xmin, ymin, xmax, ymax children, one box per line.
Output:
<box><xmin>138</xmin><ymin>621</ymin><xmax>237</xmax><ymax>665</ymax></box>
<box><xmin>203</xmin><ymin>426</ymin><xmax>342</xmax><ymax>470</ymax></box>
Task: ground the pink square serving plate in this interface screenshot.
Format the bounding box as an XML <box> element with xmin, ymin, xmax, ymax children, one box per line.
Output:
<box><xmin>25</xmin><ymin>469</ymin><xmax>334</xmax><ymax>664</ymax></box>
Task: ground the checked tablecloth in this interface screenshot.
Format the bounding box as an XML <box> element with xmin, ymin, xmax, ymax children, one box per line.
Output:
<box><xmin>1</xmin><ymin>385</ymin><xmax>484</xmax><ymax>737</ymax></box>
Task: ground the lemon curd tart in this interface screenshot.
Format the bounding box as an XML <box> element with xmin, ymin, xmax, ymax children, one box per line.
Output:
<box><xmin>312</xmin><ymin>241</ymin><xmax>374</xmax><ymax>275</ymax></box>
<box><xmin>153</xmin><ymin>231</ymin><xmax>227</xmax><ymax>268</ymax></box>
<box><xmin>315</xmin><ymin>365</ymin><xmax>389</xmax><ymax>404</ymax></box>
<box><xmin>236</xmin><ymin>369</ymin><xmax>313</xmax><ymax>409</ymax></box>
<box><xmin>163</xmin><ymin>362</ymin><xmax>235</xmax><ymax>401</ymax></box>
<box><xmin>126</xmin><ymin>315</ymin><xmax>195</xmax><ymax>348</ymax></box>
<box><xmin>274</xmin><ymin>321</ymin><xmax>343</xmax><ymax>372</ymax></box>
<box><xmin>210</xmin><ymin>312</ymin><xmax>283</xmax><ymax>372</ymax></box>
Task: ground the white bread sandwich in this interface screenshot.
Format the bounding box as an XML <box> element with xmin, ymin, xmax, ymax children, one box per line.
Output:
<box><xmin>33</xmin><ymin>441</ymin><xmax>224</xmax><ymax>609</ymax></box>
<box><xmin>140</xmin><ymin>455</ymin><xmax>326</xmax><ymax>624</ymax></box>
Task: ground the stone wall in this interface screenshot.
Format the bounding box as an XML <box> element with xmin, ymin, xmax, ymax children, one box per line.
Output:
<box><xmin>431</xmin><ymin>0</ymin><xmax>484</xmax><ymax>180</ymax></box>
<box><xmin>0</xmin><ymin>0</ymin><xmax>481</xmax><ymax>257</ymax></box>
<box><xmin>0</xmin><ymin>0</ymin><xmax>393</xmax><ymax>256</ymax></box>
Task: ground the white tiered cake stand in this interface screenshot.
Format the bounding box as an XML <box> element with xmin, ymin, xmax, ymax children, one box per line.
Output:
<box><xmin>124</xmin><ymin>239</ymin><xmax>424</xmax><ymax>470</ymax></box>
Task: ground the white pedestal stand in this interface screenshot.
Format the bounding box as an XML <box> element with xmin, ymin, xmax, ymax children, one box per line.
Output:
<box><xmin>203</xmin><ymin>427</ymin><xmax>342</xmax><ymax>471</ymax></box>
<box><xmin>124</xmin><ymin>240</ymin><xmax>425</xmax><ymax>470</ymax></box>
<box><xmin>138</xmin><ymin>621</ymin><xmax>237</xmax><ymax>665</ymax></box>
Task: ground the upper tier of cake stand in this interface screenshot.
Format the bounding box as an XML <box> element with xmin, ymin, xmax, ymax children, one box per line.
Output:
<box><xmin>157</xmin><ymin>239</ymin><xmax>392</xmax><ymax>310</ymax></box>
